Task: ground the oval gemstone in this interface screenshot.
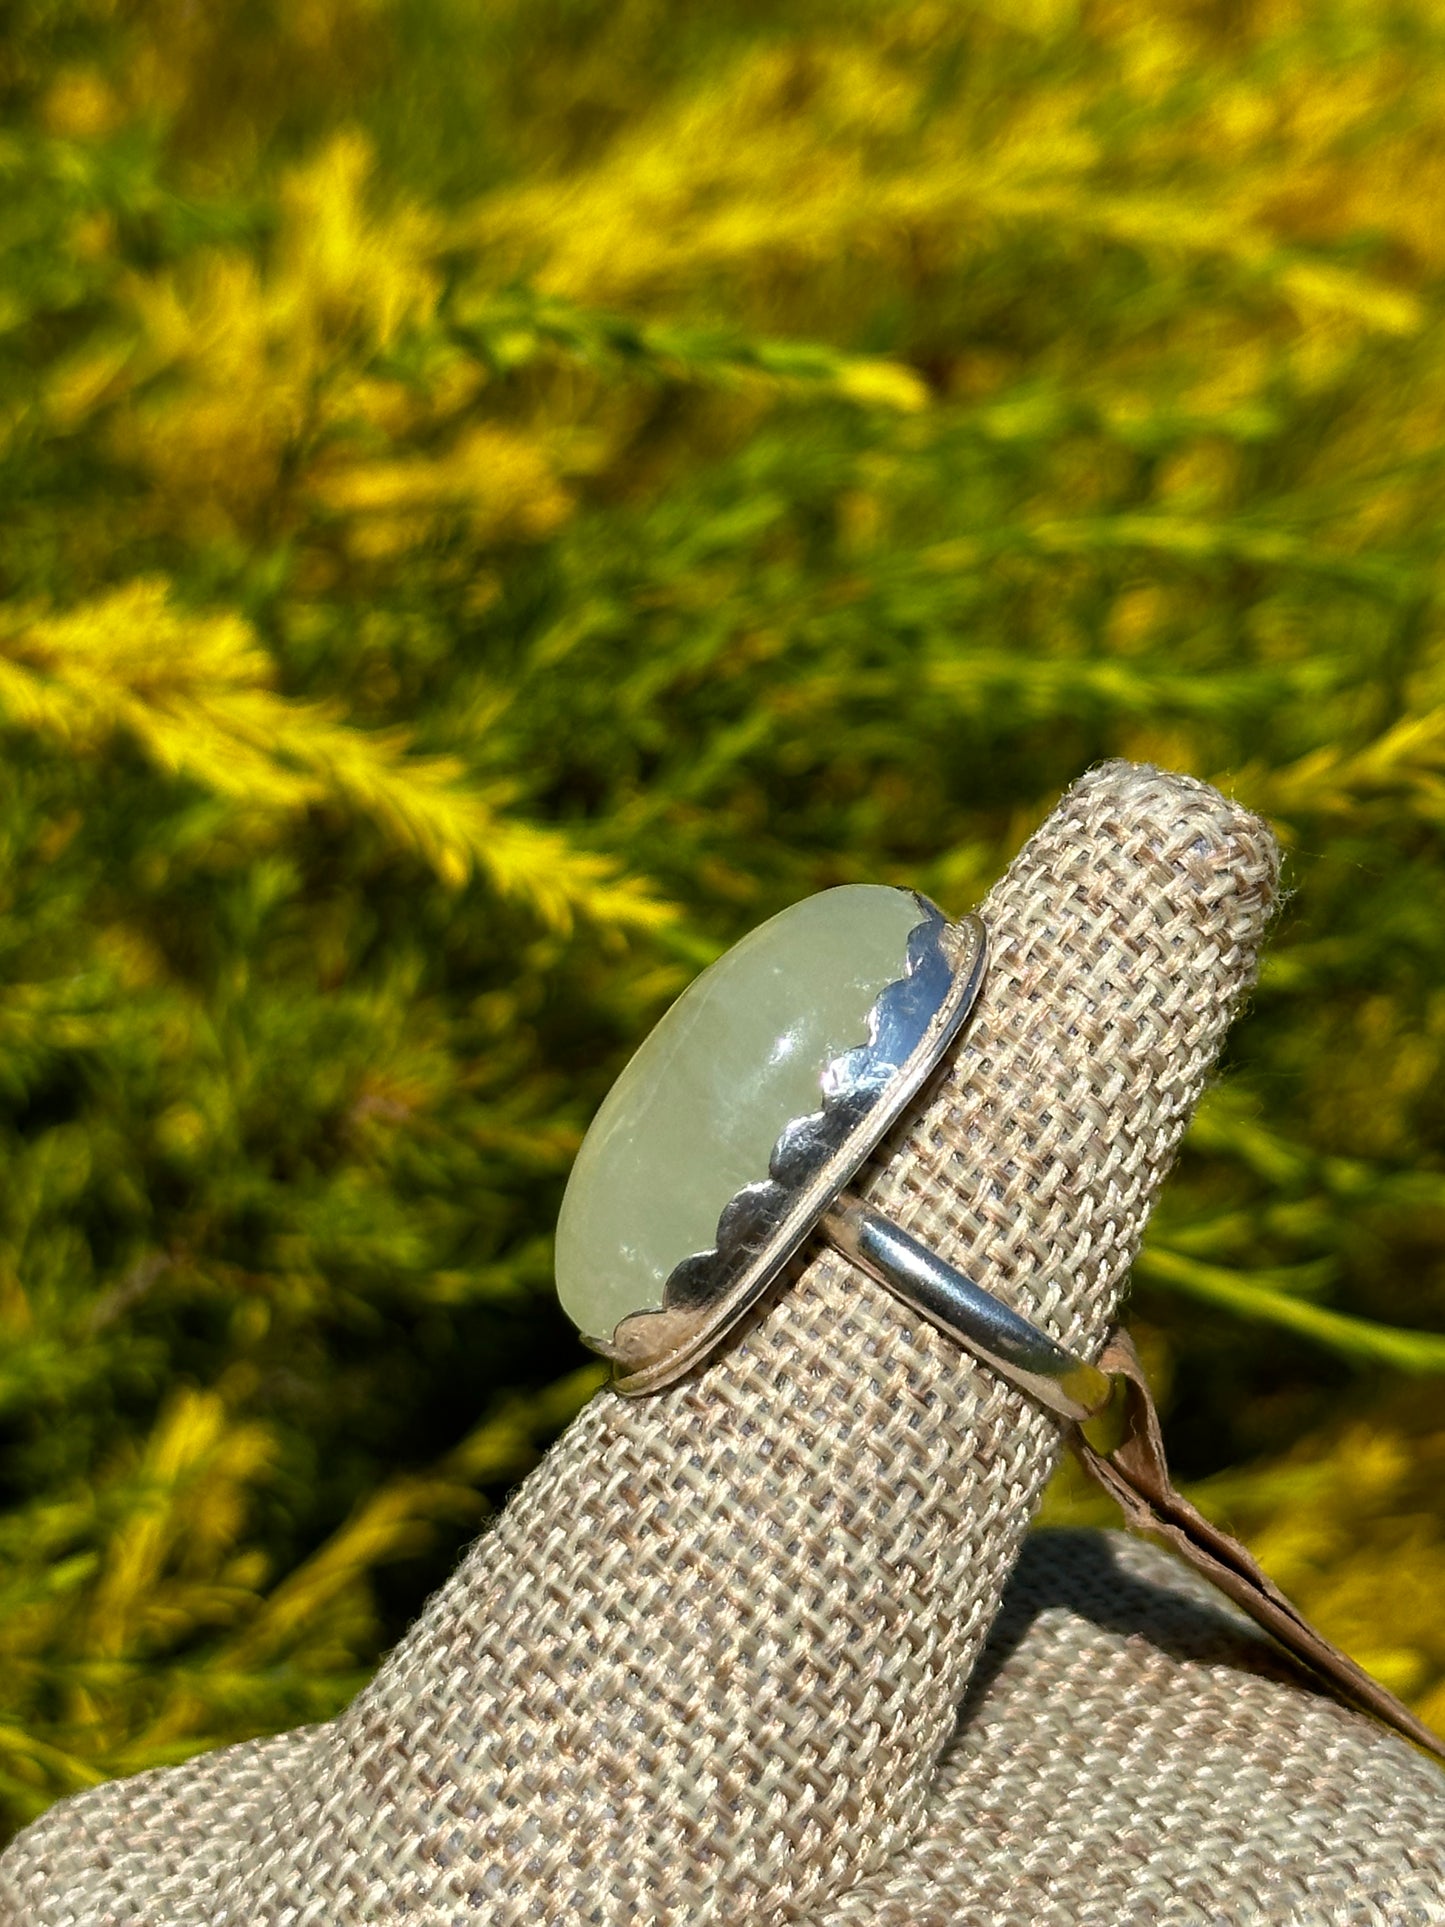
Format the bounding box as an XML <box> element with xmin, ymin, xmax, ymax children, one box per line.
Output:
<box><xmin>555</xmin><ymin>884</ymin><xmax>930</xmax><ymax>1341</ymax></box>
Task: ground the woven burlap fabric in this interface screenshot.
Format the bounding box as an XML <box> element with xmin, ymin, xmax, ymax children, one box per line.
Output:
<box><xmin>8</xmin><ymin>1535</ymin><xmax>1444</xmax><ymax>1927</ymax></box>
<box><xmin>830</xmin><ymin>1530</ymin><xmax>1445</xmax><ymax>1927</ymax></box>
<box><xmin>12</xmin><ymin>1534</ymin><xmax>1445</xmax><ymax>1927</ymax></box>
<box><xmin>1</xmin><ymin>760</ymin><xmax>1286</xmax><ymax>1925</ymax></box>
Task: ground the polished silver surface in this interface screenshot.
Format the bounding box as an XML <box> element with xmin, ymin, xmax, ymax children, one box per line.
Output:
<box><xmin>820</xmin><ymin>1193</ymin><xmax>1116</xmax><ymax>1423</ymax></box>
<box><xmin>603</xmin><ymin>901</ymin><xmax>987</xmax><ymax>1393</ymax></box>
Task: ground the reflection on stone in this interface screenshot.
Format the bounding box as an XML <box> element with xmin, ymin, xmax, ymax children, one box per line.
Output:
<box><xmin>555</xmin><ymin>884</ymin><xmax>928</xmax><ymax>1340</ymax></box>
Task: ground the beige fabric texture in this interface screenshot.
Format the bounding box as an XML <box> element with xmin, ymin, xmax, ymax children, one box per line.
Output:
<box><xmin>12</xmin><ymin>1533</ymin><xmax>1445</xmax><ymax>1927</ymax></box>
<box><xmin>7</xmin><ymin>757</ymin><xmax>1421</xmax><ymax>1927</ymax></box>
<box><xmin>831</xmin><ymin>1529</ymin><xmax>1445</xmax><ymax>1927</ymax></box>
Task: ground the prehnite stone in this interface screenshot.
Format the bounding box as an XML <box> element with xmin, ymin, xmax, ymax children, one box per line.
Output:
<box><xmin>555</xmin><ymin>884</ymin><xmax>929</xmax><ymax>1340</ymax></box>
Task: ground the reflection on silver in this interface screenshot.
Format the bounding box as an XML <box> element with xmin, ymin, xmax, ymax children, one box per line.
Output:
<box><xmin>600</xmin><ymin>898</ymin><xmax>987</xmax><ymax>1393</ymax></box>
<box><xmin>821</xmin><ymin>1194</ymin><xmax>1116</xmax><ymax>1423</ymax></box>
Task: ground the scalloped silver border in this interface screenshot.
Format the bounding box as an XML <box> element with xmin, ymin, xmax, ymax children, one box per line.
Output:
<box><xmin>590</xmin><ymin>898</ymin><xmax>988</xmax><ymax>1394</ymax></box>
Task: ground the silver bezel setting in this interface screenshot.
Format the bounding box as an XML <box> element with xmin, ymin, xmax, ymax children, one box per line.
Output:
<box><xmin>591</xmin><ymin>899</ymin><xmax>988</xmax><ymax>1394</ymax></box>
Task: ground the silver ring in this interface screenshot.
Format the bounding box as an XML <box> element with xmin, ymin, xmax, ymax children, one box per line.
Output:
<box><xmin>554</xmin><ymin>885</ymin><xmax>1114</xmax><ymax>1422</ymax></box>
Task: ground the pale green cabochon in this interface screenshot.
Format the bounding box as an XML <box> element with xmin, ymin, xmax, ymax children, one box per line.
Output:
<box><xmin>555</xmin><ymin>884</ymin><xmax>931</xmax><ymax>1341</ymax></box>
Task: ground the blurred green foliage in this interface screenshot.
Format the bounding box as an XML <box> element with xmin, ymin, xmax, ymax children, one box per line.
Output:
<box><xmin>3</xmin><ymin>0</ymin><xmax>1445</xmax><ymax>1833</ymax></box>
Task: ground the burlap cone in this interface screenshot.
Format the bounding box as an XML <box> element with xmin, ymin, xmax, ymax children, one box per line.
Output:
<box><xmin>11</xmin><ymin>758</ymin><xmax>1406</xmax><ymax>1927</ymax></box>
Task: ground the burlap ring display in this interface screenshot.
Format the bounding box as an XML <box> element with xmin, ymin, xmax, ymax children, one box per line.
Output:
<box><xmin>5</xmin><ymin>760</ymin><xmax>1443</xmax><ymax>1927</ymax></box>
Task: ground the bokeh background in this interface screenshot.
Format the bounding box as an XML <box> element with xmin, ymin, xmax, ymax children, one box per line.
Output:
<box><xmin>4</xmin><ymin>0</ymin><xmax>1445</xmax><ymax>1836</ymax></box>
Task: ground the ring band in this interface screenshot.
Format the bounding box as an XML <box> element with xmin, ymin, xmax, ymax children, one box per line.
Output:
<box><xmin>821</xmin><ymin>1192</ymin><xmax>1116</xmax><ymax>1424</ymax></box>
